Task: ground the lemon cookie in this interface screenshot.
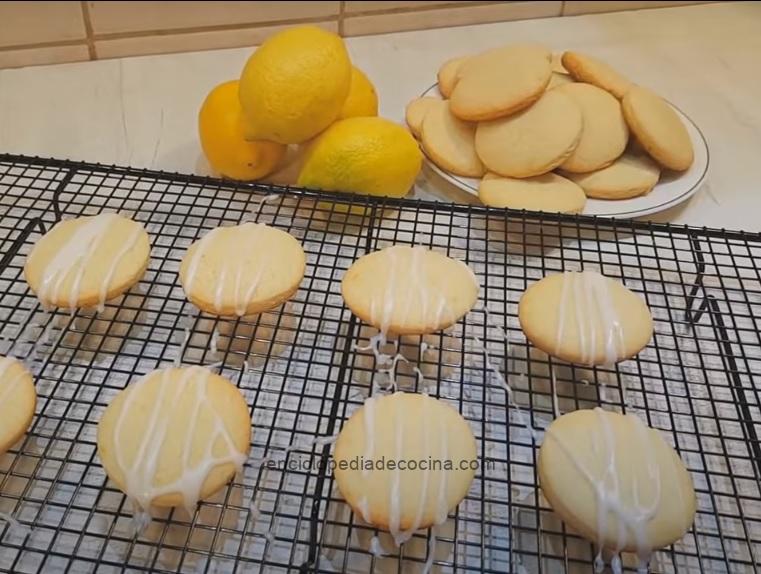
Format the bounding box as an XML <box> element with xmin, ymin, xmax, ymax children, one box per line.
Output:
<box><xmin>24</xmin><ymin>213</ymin><xmax>150</xmax><ymax>311</ymax></box>
<box><xmin>334</xmin><ymin>392</ymin><xmax>477</xmax><ymax>545</ymax></box>
<box><xmin>475</xmin><ymin>89</ymin><xmax>582</xmax><ymax>178</ymax></box>
<box><xmin>0</xmin><ymin>357</ymin><xmax>36</xmax><ymax>455</ymax></box>
<box><xmin>180</xmin><ymin>222</ymin><xmax>305</xmax><ymax>316</ymax></box>
<box><xmin>479</xmin><ymin>173</ymin><xmax>586</xmax><ymax>214</ymax></box>
<box><xmin>566</xmin><ymin>153</ymin><xmax>661</xmax><ymax>200</ymax></box>
<box><xmin>561</xmin><ymin>51</ymin><xmax>633</xmax><ymax>99</ymax></box>
<box><xmin>405</xmin><ymin>96</ymin><xmax>440</xmax><ymax>139</ymax></box>
<box><xmin>342</xmin><ymin>245</ymin><xmax>479</xmax><ymax>335</ymax></box>
<box><xmin>450</xmin><ymin>44</ymin><xmax>551</xmax><ymax>121</ymax></box>
<box><xmin>519</xmin><ymin>271</ymin><xmax>653</xmax><ymax>366</ymax></box>
<box><xmin>551</xmin><ymin>53</ymin><xmax>568</xmax><ymax>74</ymax></box>
<box><xmin>556</xmin><ymin>83</ymin><xmax>629</xmax><ymax>173</ymax></box>
<box><xmin>539</xmin><ymin>408</ymin><xmax>696</xmax><ymax>564</ymax></box>
<box><xmin>622</xmin><ymin>86</ymin><xmax>694</xmax><ymax>171</ymax></box>
<box><xmin>421</xmin><ymin>100</ymin><xmax>484</xmax><ymax>178</ymax></box>
<box><xmin>437</xmin><ymin>55</ymin><xmax>470</xmax><ymax>98</ymax></box>
<box><xmin>97</xmin><ymin>366</ymin><xmax>250</xmax><ymax>512</ymax></box>
<box><xmin>547</xmin><ymin>72</ymin><xmax>574</xmax><ymax>90</ymax></box>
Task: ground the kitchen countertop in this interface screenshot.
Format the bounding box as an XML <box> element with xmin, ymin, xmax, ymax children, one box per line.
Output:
<box><xmin>1</xmin><ymin>1</ymin><xmax>760</xmax><ymax>232</ymax></box>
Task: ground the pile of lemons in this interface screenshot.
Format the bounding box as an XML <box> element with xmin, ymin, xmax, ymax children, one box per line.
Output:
<box><xmin>198</xmin><ymin>26</ymin><xmax>422</xmax><ymax>199</ymax></box>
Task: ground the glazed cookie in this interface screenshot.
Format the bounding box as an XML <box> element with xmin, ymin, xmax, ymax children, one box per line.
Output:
<box><xmin>0</xmin><ymin>357</ymin><xmax>36</xmax><ymax>456</ymax></box>
<box><xmin>556</xmin><ymin>83</ymin><xmax>629</xmax><ymax>173</ymax></box>
<box><xmin>341</xmin><ymin>245</ymin><xmax>480</xmax><ymax>335</ymax></box>
<box><xmin>478</xmin><ymin>173</ymin><xmax>586</xmax><ymax>214</ymax></box>
<box><xmin>519</xmin><ymin>271</ymin><xmax>653</xmax><ymax>366</ymax></box>
<box><xmin>405</xmin><ymin>96</ymin><xmax>440</xmax><ymax>139</ymax></box>
<box><xmin>334</xmin><ymin>392</ymin><xmax>477</xmax><ymax>545</ymax></box>
<box><xmin>24</xmin><ymin>213</ymin><xmax>150</xmax><ymax>311</ymax></box>
<box><xmin>97</xmin><ymin>366</ymin><xmax>251</xmax><ymax>511</ymax></box>
<box><xmin>437</xmin><ymin>55</ymin><xmax>470</xmax><ymax>98</ymax></box>
<box><xmin>450</xmin><ymin>44</ymin><xmax>552</xmax><ymax>121</ymax></box>
<box><xmin>551</xmin><ymin>53</ymin><xmax>568</xmax><ymax>74</ymax></box>
<box><xmin>539</xmin><ymin>408</ymin><xmax>696</xmax><ymax>562</ymax></box>
<box><xmin>566</xmin><ymin>153</ymin><xmax>661</xmax><ymax>200</ymax></box>
<box><xmin>180</xmin><ymin>222</ymin><xmax>305</xmax><ymax>316</ymax></box>
<box><xmin>475</xmin><ymin>89</ymin><xmax>582</xmax><ymax>178</ymax></box>
<box><xmin>421</xmin><ymin>100</ymin><xmax>485</xmax><ymax>178</ymax></box>
<box><xmin>622</xmin><ymin>86</ymin><xmax>694</xmax><ymax>171</ymax></box>
<box><xmin>561</xmin><ymin>51</ymin><xmax>633</xmax><ymax>99</ymax></box>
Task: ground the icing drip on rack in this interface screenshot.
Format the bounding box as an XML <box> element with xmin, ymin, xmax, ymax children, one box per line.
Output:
<box><xmin>555</xmin><ymin>271</ymin><xmax>626</xmax><ymax>366</ymax></box>
<box><xmin>545</xmin><ymin>408</ymin><xmax>662</xmax><ymax>571</ymax></box>
<box><xmin>38</xmin><ymin>213</ymin><xmax>119</xmax><ymax>309</ymax></box>
<box><xmin>111</xmin><ymin>366</ymin><xmax>247</xmax><ymax>525</ymax></box>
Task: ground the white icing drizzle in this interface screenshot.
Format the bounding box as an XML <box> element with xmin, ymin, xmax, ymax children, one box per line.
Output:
<box><xmin>183</xmin><ymin>228</ymin><xmax>220</xmax><ymax>300</ymax></box>
<box><xmin>388</xmin><ymin>393</ymin><xmax>404</xmax><ymax>545</ymax></box>
<box><xmin>422</xmin><ymin>528</ymin><xmax>437</xmax><ymax>574</ymax></box>
<box><xmin>254</xmin><ymin>193</ymin><xmax>280</xmax><ymax>215</ymax></box>
<box><xmin>369</xmin><ymin>535</ymin><xmax>386</xmax><ymax>557</ymax></box>
<box><xmin>483</xmin><ymin>305</ymin><xmax>509</xmax><ymax>341</ymax></box>
<box><xmin>362</xmin><ymin>397</ymin><xmax>376</xmax><ymax>477</ymax></box>
<box><xmin>396</xmin><ymin>392</ymin><xmax>431</xmax><ymax>544</ymax></box>
<box><xmin>354</xmin><ymin>332</ymin><xmax>392</xmax><ymax>367</ymax></box>
<box><xmin>38</xmin><ymin>213</ymin><xmax>119</xmax><ymax>309</ymax></box>
<box><xmin>546</xmin><ymin>408</ymin><xmax>661</xmax><ymax>572</ymax></box>
<box><xmin>419</xmin><ymin>341</ymin><xmax>429</xmax><ymax>355</ymax></box>
<box><xmin>96</xmin><ymin>224</ymin><xmax>144</xmax><ymax>312</ymax></box>
<box><xmin>210</xmin><ymin>325</ymin><xmax>220</xmax><ymax>356</ymax></box>
<box><xmin>111</xmin><ymin>366</ymin><xmax>247</xmax><ymax>524</ymax></box>
<box><xmin>550</xmin><ymin>367</ymin><xmax>560</xmax><ymax>417</ymax></box>
<box><xmin>472</xmin><ymin>336</ymin><xmax>537</xmax><ymax>442</ymax></box>
<box><xmin>0</xmin><ymin>512</ymin><xmax>31</xmax><ymax>537</ymax></box>
<box><xmin>555</xmin><ymin>271</ymin><xmax>626</xmax><ymax>366</ymax></box>
<box><xmin>357</xmin><ymin>496</ymin><xmax>372</xmax><ymax>523</ymax></box>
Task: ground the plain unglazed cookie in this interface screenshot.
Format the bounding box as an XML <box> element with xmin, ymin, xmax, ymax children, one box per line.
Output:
<box><xmin>622</xmin><ymin>86</ymin><xmax>694</xmax><ymax>171</ymax></box>
<box><xmin>475</xmin><ymin>89</ymin><xmax>582</xmax><ymax>178</ymax></box>
<box><xmin>437</xmin><ymin>55</ymin><xmax>470</xmax><ymax>98</ymax></box>
<box><xmin>334</xmin><ymin>392</ymin><xmax>477</xmax><ymax>544</ymax></box>
<box><xmin>561</xmin><ymin>51</ymin><xmax>633</xmax><ymax>99</ymax></box>
<box><xmin>342</xmin><ymin>245</ymin><xmax>480</xmax><ymax>335</ymax></box>
<box><xmin>24</xmin><ymin>213</ymin><xmax>150</xmax><ymax>311</ymax></box>
<box><xmin>450</xmin><ymin>44</ymin><xmax>551</xmax><ymax>121</ymax></box>
<box><xmin>0</xmin><ymin>356</ymin><xmax>36</xmax><ymax>455</ymax></box>
<box><xmin>547</xmin><ymin>72</ymin><xmax>574</xmax><ymax>90</ymax></box>
<box><xmin>180</xmin><ymin>222</ymin><xmax>305</xmax><ymax>316</ymax></box>
<box><xmin>421</xmin><ymin>100</ymin><xmax>485</xmax><ymax>178</ymax></box>
<box><xmin>539</xmin><ymin>408</ymin><xmax>696</xmax><ymax>560</ymax></box>
<box><xmin>519</xmin><ymin>271</ymin><xmax>653</xmax><ymax>366</ymax></box>
<box><xmin>479</xmin><ymin>172</ymin><xmax>586</xmax><ymax>214</ymax></box>
<box><xmin>405</xmin><ymin>96</ymin><xmax>440</xmax><ymax>139</ymax></box>
<box><xmin>556</xmin><ymin>83</ymin><xmax>629</xmax><ymax>173</ymax></box>
<box><xmin>566</xmin><ymin>152</ymin><xmax>661</xmax><ymax>199</ymax></box>
<box><xmin>97</xmin><ymin>366</ymin><xmax>250</xmax><ymax>511</ymax></box>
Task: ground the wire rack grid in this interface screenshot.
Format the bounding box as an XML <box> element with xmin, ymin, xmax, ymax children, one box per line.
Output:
<box><xmin>0</xmin><ymin>154</ymin><xmax>759</xmax><ymax>574</ymax></box>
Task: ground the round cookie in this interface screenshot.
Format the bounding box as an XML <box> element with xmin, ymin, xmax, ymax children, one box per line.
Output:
<box><xmin>547</xmin><ymin>72</ymin><xmax>574</xmax><ymax>90</ymax></box>
<box><xmin>97</xmin><ymin>366</ymin><xmax>251</xmax><ymax>511</ymax></box>
<box><xmin>622</xmin><ymin>86</ymin><xmax>694</xmax><ymax>171</ymax></box>
<box><xmin>539</xmin><ymin>408</ymin><xmax>696</xmax><ymax>558</ymax></box>
<box><xmin>405</xmin><ymin>96</ymin><xmax>440</xmax><ymax>139</ymax></box>
<box><xmin>421</xmin><ymin>100</ymin><xmax>484</xmax><ymax>178</ymax></box>
<box><xmin>518</xmin><ymin>270</ymin><xmax>653</xmax><ymax>366</ymax></box>
<box><xmin>24</xmin><ymin>213</ymin><xmax>150</xmax><ymax>311</ymax></box>
<box><xmin>479</xmin><ymin>173</ymin><xmax>586</xmax><ymax>214</ymax></box>
<box><xmin>551</xmin><ymin>53</ymin><xmax>568</xmax><ymax>74</ymax></box>
<box><xmin>180</xmin><ymin>222</ymin><xmax>305</xmax><ymax>316</ymax></box>
<box><xmin>450</xmin><ymin>44</ymin><xmax>551</xmax><ymax>121</ymax></box>
<box><xmin>341</xmin><ymin>245</ymin><xmax>480</xmax><ymax>335</ymax></box>
<box><xmin>334</xmin><ymin>392</ymin><xmax>477</xmax><ymax>544</ymax></box>
<box><xmin>556</xmin><ymin>83</ymin><xmax>629</xmax><ymax>173</ymax></box>
<box><xmin>0</xmin><ymin>356</ymin><xmax>36</xmax><ymax>455</ymax></box>
<box><xmin>475</xmin><ymin>89</ymin><xmax>582</xmax><ymax>178</ymax></box>
<box><xmin>566</xmin><ymin>153</ymin><xmax>661</xmax><ymax>199</ymax></box>
<box><xmin>437</xmin><ymin>55</ymin><xmax>470</xmax><ymax>98</ymax></box>
<box><xmin>561</xmin><ymin>51</ymin><xmax>633</xmax><ymax>99</ymax></box>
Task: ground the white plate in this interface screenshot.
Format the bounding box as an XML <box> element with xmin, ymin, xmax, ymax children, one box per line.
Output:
<box><xmin>420</xmin><ymin>84</ymin><xmax>710</xmax><ymax>219</ymax></box>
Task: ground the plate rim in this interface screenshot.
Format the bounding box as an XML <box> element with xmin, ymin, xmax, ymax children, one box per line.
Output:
<box><xmin>419</xmin><ymin>82</ymin><xmax>710</xmax><ymax>220</ymax></box>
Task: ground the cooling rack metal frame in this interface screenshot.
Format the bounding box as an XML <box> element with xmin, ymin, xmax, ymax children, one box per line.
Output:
<box><xmin>0</xmin><ymin>153</ymin><xmax>759</xmax><ymax>574</ymax></box>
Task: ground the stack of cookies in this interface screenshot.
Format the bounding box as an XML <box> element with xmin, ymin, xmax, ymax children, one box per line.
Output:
<box><xmin>406</xmin><ymin>46</ymin><xmax>695</xmax><ymax>214</ymax></box>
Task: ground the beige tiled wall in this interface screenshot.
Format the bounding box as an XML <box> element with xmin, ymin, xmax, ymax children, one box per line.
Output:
<box><xmin>0</xmin><ymin>1</ymin><xmax>714</xmax><ymax>69</ymax></box>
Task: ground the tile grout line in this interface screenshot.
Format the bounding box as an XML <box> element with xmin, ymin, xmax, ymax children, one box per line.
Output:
<box><xmin>338</xmin><ymin>1</ymin><xmax>346</xmax><ymax>36</ymax></box>
<box><xmin>80</xmin><ymin>1</ymin><xmax>98</xmax><ymax>60</ymax></box>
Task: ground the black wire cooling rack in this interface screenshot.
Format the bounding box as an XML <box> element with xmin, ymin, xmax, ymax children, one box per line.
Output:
<box><xmin>0</xmin><ymin>153</ymin><xmax>759</xmax><ymax>574</ymax></box>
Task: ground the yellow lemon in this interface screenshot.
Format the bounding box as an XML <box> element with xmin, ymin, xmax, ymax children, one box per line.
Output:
<box><xmin>338</xmin><ymin>66</ymin><xmax>379</xmax><ymax>119</ymax></box>
<box><xmin>297</xmin><ymin>117</ymin><xmax>422</xmax><ymax>199</ymax></box>
<box><xmin>239</xmin><ymin>25</ymin><xmax>351</xmax><ymax>145</ymax></box>
<box><xmin>198</xmin><ymin>80</ymin><xmax>285</xmax><ymax>181</ymax></box>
